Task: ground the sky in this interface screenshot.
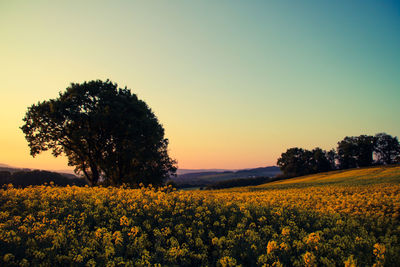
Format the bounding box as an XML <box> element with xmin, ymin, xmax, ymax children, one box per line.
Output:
<box><xmin>0</xmin><ymin>0</ymin><xmax>399</xmax><ymax>171</ymax></box>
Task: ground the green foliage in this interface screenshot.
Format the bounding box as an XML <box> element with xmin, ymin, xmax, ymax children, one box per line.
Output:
<box><xmin>21</xmin><ymin>80</ymin><xmax>176</xmax><ymax>186</ymax></box>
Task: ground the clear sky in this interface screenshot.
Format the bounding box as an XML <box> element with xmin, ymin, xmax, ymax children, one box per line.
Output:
<box><xmin>1</xmin><ymin>0</ymin><xmax>399</xmax><ymax>171</ymax></box>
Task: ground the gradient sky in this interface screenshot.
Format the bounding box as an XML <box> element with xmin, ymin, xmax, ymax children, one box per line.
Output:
<box><xmin>1</xmin><ymin>0</ymin><xmax>399</xmax><ymax>171</ymax></box>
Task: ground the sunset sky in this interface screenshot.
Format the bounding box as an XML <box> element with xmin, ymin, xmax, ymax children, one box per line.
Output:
<box><xmin>1</xmin><ymin>0</ymin><xmax>399</xmax><ymax>171</ymax></box>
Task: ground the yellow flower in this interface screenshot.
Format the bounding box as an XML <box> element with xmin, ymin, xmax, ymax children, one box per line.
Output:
<box><xmin>303</xmin><ymin>251</ymin><xmax>316</xmax><ymax>267</ymax></box>
<box><xmin>119</xmin><ymin>215</ymin><xmax>130</xmax><ymax>226</ymax></box>
<box><xmin>128</xmin><ymin>226</ymin><xmax>140</xmax><ymax>237</ymax></box>
<box><xmin>112</xmin><ymin>231</ymin><xmax>123</xmax><ymax>246</ymax></box>
<box><xmin>281</xmin><ymin>227</ymin><xmax>290</xmax><ymax>236</ymax></box>
<box><xmin>344</xmin><ymin>255</ymin><xmax>357</xmax><ymax>267</ymax></box>
<box><xmin>218</xmin><ymin>256</ymin><xmax>237</xmax><ymax>267</ymax></box>
<box><xmin>267</xmin><ymin>240</ymin><xmax>278</xmax><ymax>254</ymax></box>
<box><xmin>373</xmin><ymin>243</ymin><xmax>386</xmax><ymax>261</ymax></box>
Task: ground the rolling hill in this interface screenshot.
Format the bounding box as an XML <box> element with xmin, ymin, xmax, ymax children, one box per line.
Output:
<box><xmin>171</xmin><ymin>166</ymin><xmax>281</xmax><ymax>186</ymax></box>
<box><xmin>0</xmin><ymin>165</ymin><xmax>79</xmax><ymax>180</ymax></box>
<box><xmin>244</xmin><ymin>164</ymin><xmax>400</xmax><ymax>190</ymax></box>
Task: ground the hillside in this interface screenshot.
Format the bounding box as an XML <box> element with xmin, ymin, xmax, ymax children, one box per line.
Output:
<box><xmin>250</xmin><ymin>165</ymin><xmax>400</xmax><ymax>190</ymax></box>
<box><xmin>172</xmin><ymin>166</ymin><xmax>281</xmax><ymax>186</ymax></box>
<box><xmin>0</xmin><ymin>165</ymin><xmax>79</xmax><ymax>180</ymax></box>
<box><xmin>176</xmin><ymin>169</ymin><xmax>231</xmax><ymax>175</ymax></box>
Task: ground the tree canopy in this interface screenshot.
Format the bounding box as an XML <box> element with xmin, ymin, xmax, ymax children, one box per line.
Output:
<box><xmin>374</xmin><ymin>133</ymin><xmax>400</xmax><ymax>165</ymax></box>
<box><xmin>337</xmin><ymin>135</ymin><xmax>375</xmax><ymax>169</ymax></box>
<box><xmin>21</xmin><ymin>80</ymin><xmax>176</xmax><ymax>186</ymax></box>
<box><xmin>277</xmin><ymin>147</ymin><xmax>333</xmax><ymax>178</ymax></box>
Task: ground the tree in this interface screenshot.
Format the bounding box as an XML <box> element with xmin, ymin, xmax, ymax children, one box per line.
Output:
<box><xmin>310</xmin><ymin>147</ymin><xmax>332</xmax><ymax>173</ymax></box>
<box><xmin>337</xmin><ymin>135</ymin><xmax>375</xmax><ymax>169</ymax></box>
<box><xmin>277</xmin><ymin>147</ymin><xmax>333</xmax><ymax>178</ymax></box>
<box><xmin>326</xmin><ymin>149</ymin><xmax>337</xmax><ymax>170</ymax></box>
<box><xmin>337</xmin><ymin>137</ymin><xmax>358</xmax><ymax>169</ymax></box>
<box><xmin>374</xmin><ymin>133</ymin><xmax>400</xmax><ymax>165</ymax></box>
<box><xmin>1</xmin><ymin>170</ymin><xmax>88</xmax><ymax>187</ymax></box>
<box><xmin>21</xmin><ymin>80</ymin><xmax>176</xmax><ymax>186</ymax></box>
<box><xmin>277</xmin><ymin>147</ymin><xmax>312</xmax><ymax>177</ymax></box>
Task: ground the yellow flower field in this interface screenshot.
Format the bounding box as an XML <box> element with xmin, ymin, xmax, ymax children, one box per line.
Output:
<box><xmin>1</xmin><ymin>166</ymin><xmax>399</xmax><ymax>266</ymax></box>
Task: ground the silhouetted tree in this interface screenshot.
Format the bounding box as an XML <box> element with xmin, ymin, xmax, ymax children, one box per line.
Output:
<box><xmin>310</xmin><ymin>147</ymin><xmax>332</xmax><ymax>173</ymax></box>
<box><xmin>374</xmin><ymin>133</ymin><xmax>400</xmax><ymax>165</ymax></box>
<box><xmin>337</xmin><ymin>135</ymin><xmax>375</xmax><ymax>169</ymax></box>
<box><xmin>278</xmin><ymin>147</ymin><xmax>333</xmax><ymax>178</ymax></box>
<box><xmin>277</xmin><ymin>148</ymin><xmax>311</xmax><ymax>177</ymax></box>
<box><xmin>337</xmin><ymin>137</ymin><xmax>358</xmax><ymax>169</ymax></box>
<box><xmin>326</xmin><ymin>149</ymin><xmax>337</xmax><ymax>170</ymax></box>
<box><xmin>21</xmin><ymin>80</ymin><xmax>176</xmax><ymax>186</ymax></box>
<box><xmin>1</xmin><ymin>170</ymin><xmax>88</xmax><ymax>187</ymax></box>
<box><xmin>357</xmin><ymin>135</ymin><xmax>376</xmax><ymax>167</ymax></box>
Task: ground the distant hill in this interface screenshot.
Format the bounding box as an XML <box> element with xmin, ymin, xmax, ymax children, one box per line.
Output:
<box><xmin>0</xmin><ymin>164</ymin><xmax>79</xmax><ymax>180</ymax></box>
<box><xmin>0</xmin><ymin>166</ymin><xmax>32</xmax><ymax>173</ymax></box>
<box><xmin>171</xmin><ymin>166</ymin><xmax>281</xmax><ymax>186</ymax></box>
<box><xmin>176</xmin><ymin>169</ymin><xmax>231</xmax><ymax>175</ymax></box>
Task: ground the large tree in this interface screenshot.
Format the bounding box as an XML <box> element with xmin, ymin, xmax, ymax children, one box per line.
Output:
<box><xmin>21</xmin><ymin>80</ymin><xmax>176</xmax><ymax>186</ymax></box>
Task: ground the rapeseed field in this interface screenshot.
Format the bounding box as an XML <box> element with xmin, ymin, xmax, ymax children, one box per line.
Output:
<box><xmin>1</xmin><ymin>166</ymin><xmax>399</xmax><ymax>266</ymax></box>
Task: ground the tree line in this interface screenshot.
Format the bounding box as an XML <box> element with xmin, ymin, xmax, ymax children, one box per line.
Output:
<box><xmin>277</xmin><ymin>133</ymin><xmax>400</xmax><ymax>178</ymax></box>
<box><xmin>0</xmin><ymin>170</ymin><xmax>88</xmax><ymax>188</ymax></box>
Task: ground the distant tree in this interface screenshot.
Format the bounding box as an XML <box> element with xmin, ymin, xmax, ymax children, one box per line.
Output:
<box><xmin>337</xmin><ymin>137</ymin><xmax>358</xmax><ymax>169</ymax></box>
<box><xmin>374</xmin><ymin>133</ymin><xmax>400</xmax><ymax>165</ymax></box>
<box><xmin>310</xmin><ymin>147</ymin><xmax>332</xmax><ymax>173</ymax></box>
<box><xmin>357</xmin><ymin>135</ymin><xmax>376</xmax><ymax>167</ymax></box>
<box><xmin>278</xmin><ymin>147</ymin><xmax>334</xmax><ymax>178</ymax></box>
<box><xmin>21</xmin><ymin>80</ymin><xmax>176</xmax><ymax>186</ymax></box>
<box><xmin>0</xmin><ymin>170</ymin><xmax>88</xmax><ymax>187</ymax></box>
<box><xmin>337</xmin><ymin>135</ymin><xmax>375</xmax><ymax>169</ymax></box>
<box><xmin>277</xmin><ymin>147</ymin><xmax>312</xmax><ymax>177</ymax></box>
<box><xmin>326</xmin><ymin>149</ymin><xmax>337</xmax><ymax>170</ymax></box>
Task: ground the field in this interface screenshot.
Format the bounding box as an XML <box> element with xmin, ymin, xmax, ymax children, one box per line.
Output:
<box><xmin>1</xmin><ymin>166</ymin><xmax>400</xmax><ymax>266</ymax></box>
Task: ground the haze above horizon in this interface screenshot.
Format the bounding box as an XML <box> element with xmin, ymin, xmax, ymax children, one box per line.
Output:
<box><xmin>1</xmin><ymin>0</ymin><xmax>399</xmax><ymax>170</ymax></box>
